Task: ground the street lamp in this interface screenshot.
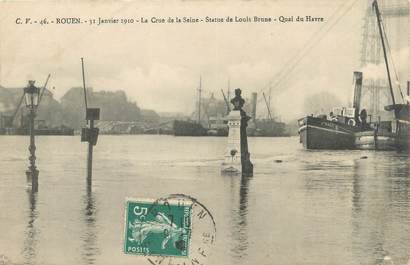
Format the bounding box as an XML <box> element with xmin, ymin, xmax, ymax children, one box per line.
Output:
<box><xmin>24</xmin><ymin>80</ymin><xmax>40</xmax><ymax>185</ymax></box>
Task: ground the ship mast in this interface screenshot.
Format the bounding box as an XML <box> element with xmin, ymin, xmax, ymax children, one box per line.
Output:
<box><xmin>373</xmin><ymin>0</ymin><xmax>396</xmax><ymax>106</ymax></box>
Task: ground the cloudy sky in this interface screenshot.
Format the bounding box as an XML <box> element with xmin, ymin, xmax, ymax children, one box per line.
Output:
<box><xmin>0</xmin><ymin>0</ymin><xmax>408</xmax><ymax>121</ymax></box>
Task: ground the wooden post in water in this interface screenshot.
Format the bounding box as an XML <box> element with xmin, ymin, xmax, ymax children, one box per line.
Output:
<box><xmin>80</xmin><ymin>58</ymin><xmax>100</xmax><ymax>186</ymax></box>
<box><xmin>87</xmin><ymin>119</ymin><xmax>94</xmax><ymax>182</ymax></box>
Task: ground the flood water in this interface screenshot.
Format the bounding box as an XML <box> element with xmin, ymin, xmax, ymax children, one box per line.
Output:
<box><xmin>1</xmin><ymin>135</ymin><xmax>410</xmax><ymax>265</ymax></box>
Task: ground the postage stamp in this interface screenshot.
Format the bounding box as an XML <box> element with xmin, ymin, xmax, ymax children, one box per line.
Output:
<box><xmin>123</xmin><ymin>194</ymin><xmax>216</xmax><ymax>265</ymax></box>
<box><xmin>124</xmin><ymin>197</ymin><xmax>192</xmax><ymax>257</ymax></box>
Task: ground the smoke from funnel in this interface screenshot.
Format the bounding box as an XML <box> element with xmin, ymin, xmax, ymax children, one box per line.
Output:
<box><xmin>360</xmin><ymin>64</ymin><xmax>386</xmax><ymax>80</ymax></box>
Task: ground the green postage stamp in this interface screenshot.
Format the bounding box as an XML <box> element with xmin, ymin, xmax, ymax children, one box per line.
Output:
<box><xmin>124</xmin><ymin>197</ymin><xmax>192</xmax><ymax>257</ymax></box>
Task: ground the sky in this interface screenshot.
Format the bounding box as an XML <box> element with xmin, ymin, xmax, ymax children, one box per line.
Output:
<box><xmin>0</xmin><ymin>0</ymin><xmax>408</xmax><ymax>121</ymax></box>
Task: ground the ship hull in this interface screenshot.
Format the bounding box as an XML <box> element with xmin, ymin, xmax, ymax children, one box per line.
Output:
<box><xmin>396</xmin><ymin>120</ymin><xmax>410</xmax><ymax>151</ymax></box>
<box><xmin>354</xmin><ymin>131</ymin><xmax>396</xmax><ymax>151</ymax></box>
<box><xmin>383</xmin><ymin>105</ymin><xmax>410</xmax><ymax>151</ymax></box>
<box><xmin>298</xmin><ymin>116</ymin><xmax>357</xmax><ymax>150</ymax></box>
<box><xmin>173</xmin><ymin>120</ymin><xmax>207</xmax><ymax>136</ymax></box>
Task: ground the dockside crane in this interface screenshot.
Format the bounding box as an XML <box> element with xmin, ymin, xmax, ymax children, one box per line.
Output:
<box><xmin>221</xmin><ymin>89</ymin><xmax>231</xmax><ymax>115</ymax></box>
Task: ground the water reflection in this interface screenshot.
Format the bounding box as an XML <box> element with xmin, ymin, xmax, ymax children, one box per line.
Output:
<box><xmin>351</xmin><ymin>154</ymin><xmax>410</xmax><ymax>265</ymax></box>
<box><xmin>7</xmin><ymin>136</ymin><xmax>410</xmax><ymax>265</ymax></box>
<box><xmin>230</xmin><ymin>174</ymin><xmax>251</xmax><ymax>262</ymax></box>
<box><xmin>297</xmin><ymin>153</ymin><xmax>410</xmax><ymax>264</ymax></box>
<box><xmin>386</xmin><ymin>156</ymin><xmax>410</xmax><ymax>205</ymax></box>
<box><xmin>22</xmin><ymin>188</ymin><xmax>39</xmax><ymax>265</ymax></box>
<box><xmin>81</xmin><ymin>184</ymin><xmax>99</xmax><ymax>265</ymax></box>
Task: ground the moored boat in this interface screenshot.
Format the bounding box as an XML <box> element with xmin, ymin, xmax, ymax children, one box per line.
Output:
<box><xmin>386</xmin><ymin>104</ymin><xmax>410</xmax><ymax>151</ymax></box>
<box><xmin>173</xmin><ymin>120</ymin><xmax>207</xmax><ymax>136</ymax></box>
<box><xmin>354</xmin><ymin>130</ymin><xmax>396</xmax><ymax>151</ymax></box>
<box><xmin>298</xmin><ymin>115</ymin><xmax>361</xmax><ymax>150</ymax></box>
<box><xmin>298</xmin><ymin>71</ymin><xmax>369</xmax><ymax>150</ymax></box>
<box><xmin>359</xmin><ymin>0</ymin><xmax>410</xmax><ymax>152</ymax></box>
<box><xmin>299</xmin><ymin>0</ymin><xmax>409</xmax><ymax>151</ymax></box>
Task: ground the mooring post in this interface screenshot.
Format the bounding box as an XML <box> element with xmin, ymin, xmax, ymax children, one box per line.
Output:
<box><xmin>87</xmin><ymin>119</ymin><xmax>94</xmax><ymax>183</ymax></box>
<box><xmin>81</xmin><ymin>100</ymin><xmax>99</xmax><ymax>185</ymax></box>
<box><xmin>81</xmin><ymin>110</ymin><xmax>99</xmax><ymax>184</ymax></box>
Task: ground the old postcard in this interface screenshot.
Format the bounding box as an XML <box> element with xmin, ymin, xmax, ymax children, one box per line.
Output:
<box><xmin>0</xmin><ymin>0</ymin><xmax>409</xmax><ymax>264</ymax></box>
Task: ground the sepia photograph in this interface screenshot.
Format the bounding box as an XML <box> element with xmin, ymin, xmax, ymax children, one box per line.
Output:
<box><xmin>0</xmin><ymin>0</ymin><xmax>409</xmax><ymax>264</ymax></box>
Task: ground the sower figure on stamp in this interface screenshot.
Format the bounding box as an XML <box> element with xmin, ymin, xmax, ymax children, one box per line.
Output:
<box><xmin>230</xmin><ymin>88</ymin><xmax>253</xmax><ymax>175</ymax></box>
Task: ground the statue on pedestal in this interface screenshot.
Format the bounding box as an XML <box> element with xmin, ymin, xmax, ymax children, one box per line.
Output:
<box><xmin>222</xmin><ymin>88</ymin><xmax>253</xmax><ymax>175</ymax></box>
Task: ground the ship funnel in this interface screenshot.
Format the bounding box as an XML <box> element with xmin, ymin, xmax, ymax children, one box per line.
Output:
<box><xmin>353</xmin><ymin>71</ymin><xmax>363</xmax><ymax>112</ymax></box>
<box><xmin>251</xmin><ymin>92</ymin><xmax>257</xmax><ymax>121</ymax></box>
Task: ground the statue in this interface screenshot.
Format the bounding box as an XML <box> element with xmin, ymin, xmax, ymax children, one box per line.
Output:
<box><xmin>221</xmin><ymin>88</ymin><xmax>253</xmax><ymax>176</ymax></box>
<box><xmin>231</xmin><ymin>88</ymin><xmax>245</xmax><ymax>111</ymax></box>
<box><xmin>230</xmin><ymin>88</ymin><xmax>251</xmax><ymax>124</ymax></box>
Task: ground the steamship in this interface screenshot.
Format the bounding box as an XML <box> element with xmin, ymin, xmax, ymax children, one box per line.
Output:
<box><xmin>298</xmin><ymin>70</ymin><xmax>371</xmax><ymax>150</ymax></box>
<box><xmin>298</xmin><ymin>73</ymin><xmax>399</xmax><ymax>151</ymax></box>
<box><xmin>299</xmin><ymin>0</ymin><xmax>409</xmax><ymax>151</ymax></box>
<box><xmin>298</xmin><ymin>107</ymin><xmax>364</xmax><ymax>150</ymax></box>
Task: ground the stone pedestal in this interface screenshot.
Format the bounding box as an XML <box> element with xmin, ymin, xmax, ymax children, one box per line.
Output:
<box><xmin>221</xmin><ymin>110</ymin><xmax>253</xmax><ymax>175</ymax></box>
<box><xmin>221</xmin><ymin>111</ymin><xmax>242</xmax><ymax>174</ymax></box>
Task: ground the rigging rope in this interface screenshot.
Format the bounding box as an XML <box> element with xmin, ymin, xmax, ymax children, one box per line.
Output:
<box><xmin>256</xmin><ymin>0</ymin><xmax>360</xmax><ymax>106</ymax></box>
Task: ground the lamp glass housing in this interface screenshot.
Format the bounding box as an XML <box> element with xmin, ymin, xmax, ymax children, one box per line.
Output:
<box><xmin>24</xmin><ymin>80</ymin><xmax>40</xmax><ymax>108</ymax></box>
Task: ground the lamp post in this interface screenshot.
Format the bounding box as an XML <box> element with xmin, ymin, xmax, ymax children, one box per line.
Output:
<box><xmin>24</xmin><ymin>80</ymin><xmax>40</xmax><ymax>187</ymax></box>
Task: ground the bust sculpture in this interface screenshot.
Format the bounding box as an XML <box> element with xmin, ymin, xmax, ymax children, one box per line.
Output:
<box><xmin>230</xmin><ymin>88</ymin><xmax>245</xmax><ymax>111</ymax></box>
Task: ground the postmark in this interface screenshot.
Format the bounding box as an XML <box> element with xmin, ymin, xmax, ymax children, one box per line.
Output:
<box><xmin>124</xmin><ymin>194</ymin><xmax>216</xmax><ymax>265</ymax></box>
